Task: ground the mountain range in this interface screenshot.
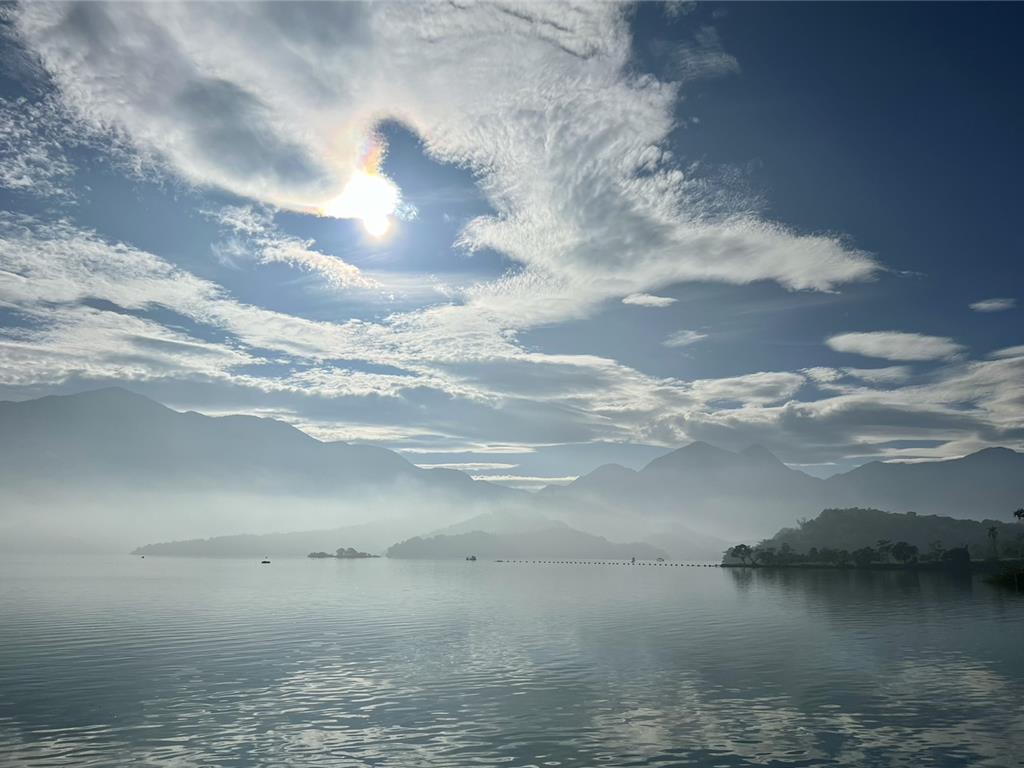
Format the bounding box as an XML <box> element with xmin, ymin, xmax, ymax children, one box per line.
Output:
<box><xmin>541</xmin><ymin>440</ymin><xmax>1024</xmax><ymax>541</ymax></box>
<box><xmin>0</xmin><ymin>387</ymin><xmax>520</xmax><ymax>551</ymax></box>
<box><xmin>1</xmin><ymin>388</ymin><xmax>1021</xmax><ymax>554</ymax></box>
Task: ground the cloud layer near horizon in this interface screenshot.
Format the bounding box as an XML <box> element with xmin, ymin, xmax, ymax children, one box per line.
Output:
<box><xmin>0</xmin><ymin>211</ymin><xmax>1021</xmax><ymax>467</ymax></box>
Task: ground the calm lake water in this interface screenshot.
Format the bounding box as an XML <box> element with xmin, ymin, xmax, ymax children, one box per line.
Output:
<box><xmin>0</xmin><ymin>555</ymin><xmax>1021</xmax><ymax>767</ymax></box>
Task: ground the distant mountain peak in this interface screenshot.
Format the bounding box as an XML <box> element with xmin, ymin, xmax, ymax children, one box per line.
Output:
<box><xmin>25</xmin><ymin>386</ymin><xmax>158</xmax><ymax>408</ymax></box>
<box><xmin>67</xmin><ymin>385</ymin><xmax>150</xmax><ymax>400</ymax></box>
<box><xmin>643</xmin><ymin>440</ymin><xmax>736</xmax><ymax>472</ymax></box>
<box><xmin>741</xmin><ymin>444</ymin><xmax>785</xmax><ymax>466</ymax></box>
<box><xmin>682</xmin><ymin>440</ymin><xmax>719</xmax><ymax>452</ymax></box>
<box><xmin>966</xmin><ymin>446</ymin><xmax>1019</xmax><ymax>459</ymax></box>
<box><xmin>588</xmin><ymin>463</ymin><xmax>637</xmax><ymax>478</ymax></box>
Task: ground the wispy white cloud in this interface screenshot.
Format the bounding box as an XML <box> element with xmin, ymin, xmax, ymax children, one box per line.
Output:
<box><xmin>15</xmin><ymin>1</ymin><xmax>876</xmax><ymax>337</ymax></box>
<box><xmin>2</xmin><ymin>213</ymin><xmax>1022</xmax><ymax>466</ymax></box>
<box><xmin>664</xmin><ymin>329</ymin><xmax>708</xmax><ymax>348</ymax></box>
<box><xmin>670</xmin><ymin>26</ymin><xmax>740</xmax><ymax>83</ymax></box>
<box><xmin>689</xmin><ymin>371</ymin><xmax>804</xmax><ymax>406</ymax></box>
<box><xmin>969</xmin><ymin>297</ymin><xmax>1015</xmax><ymax>313</ymax></box>
<box><xmin>842</xmin><ymin>366</ymin><xmax>913</xmax><ymax>385</ymax></box>
<box><xmin>826</xmin><ymin>331</ymin><xmax>964</xmax><ymax>361</ymax></box>
<box><xmin>0</xmin><ymin>96</ymin><xmax>75</xmax><ymax>198</ymax></box>
<box><xmin>4</xmin><ymin>5</ymin><xmax>1023</xmax><ymax>471</ymax></box>
<box><xmin>209</xmin><ymin>205</ymin><xmax>374</xmax><ymax>289</ymax></box>
<box><xmin>416</xmin><ymin>462</ymin><xmax>518</xmax><ymax>472</ymax></box>
<box><xmin>623</xmin><ymin>293</ymin><xmax>676</xmax><ymax>307</ymax></box>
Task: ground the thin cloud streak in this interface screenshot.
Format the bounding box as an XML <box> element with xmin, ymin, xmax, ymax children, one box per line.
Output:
<box><xmin>623</xmin><ymin>293</ymin><xmax>677</xmax><ymax>307</ymax></box>
<box><xmin>969</xmin><ymin>297</ymin><xmax>1015</xmax><ymax>313</ymax></box>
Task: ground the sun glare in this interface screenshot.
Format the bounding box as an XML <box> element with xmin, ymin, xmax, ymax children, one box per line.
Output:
<box><xmin>322</xmin><ymin>170</ymin><xmax>400</xmax><ymax>238</ymax></box>
<box><xmin>320</xmin><ymin>135</ymin><xmax>401</xmax><ymax>238</ymax></box>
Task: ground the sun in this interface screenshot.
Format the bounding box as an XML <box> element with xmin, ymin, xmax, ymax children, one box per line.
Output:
<box><xmin>322</xmin><ymin>170</ymin><xmax>400</xmax><ymax>238</ymax></box>
<box><xmin>362</xmin><ymin>213</ymin><xmax>391</xmax><ymax>238</ymax></box>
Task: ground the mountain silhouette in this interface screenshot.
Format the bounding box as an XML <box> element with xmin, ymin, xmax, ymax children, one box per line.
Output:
<box><xmin>3</xmin><ymin>389</ymin><xmax>1022</xmax><ymax>550</ymax></box>
<box><xmin>0</xmin><ymin>388</ymin><xmax>521</xmax><ymax>550</ymax></box>
<box><xmin>543</xmin><ymin>441</ymin><xmax>1024</xmax><ymax>540</ymax></box>
<box><xmin>386</xmin><ymin>526</ymin><xmax>667</xmax><ymax>560</ymax></box>
<box><xmin>0</xmin><ymin>387</ymin><xmax>511</xmax><ymax>499</ymax></box>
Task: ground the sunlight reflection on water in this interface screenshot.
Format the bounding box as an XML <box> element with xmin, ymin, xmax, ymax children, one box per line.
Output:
<box><xmin>0</xmin><ymin>556</ymin><xmax>1022</xmax><ymax>767</ymax></box>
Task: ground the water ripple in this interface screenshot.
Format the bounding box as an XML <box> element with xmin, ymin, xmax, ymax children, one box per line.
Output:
<box><xmin>1</xmin><ymin>556</ymin><xmax>1022</xmax><ymax>767</ymax></box>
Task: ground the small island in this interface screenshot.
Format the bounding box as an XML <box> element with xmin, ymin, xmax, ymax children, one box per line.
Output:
<box><xmin>308</xmin><ymin>546</ymin><xmax>379</xmax><ymax>559</ymax></box>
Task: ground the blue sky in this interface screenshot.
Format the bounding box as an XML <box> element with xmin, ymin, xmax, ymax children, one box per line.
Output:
<box><xmin>1</xmin><ymin>2</ymin><xmax>1021</xmax><ymax>485</ymax></box>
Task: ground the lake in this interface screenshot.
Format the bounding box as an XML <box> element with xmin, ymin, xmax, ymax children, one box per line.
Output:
<box><xmin>1</xmin><ymin>555</ymin><xmax>1021</xmax><ymax>767</ymax></box>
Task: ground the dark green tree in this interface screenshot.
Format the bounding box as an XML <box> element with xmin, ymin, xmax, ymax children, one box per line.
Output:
<box><xmin>778</xmin><ymin>542</ymin><xmax>795</xmax><ymax>565</ymax></box>
<box><xmin>987</xmin><ymin>526</ymin><xmax>999</xmax><ymax>559</ymax></box>
<box><xmin>818</xmin><ymin>547</ymin><xmax>839</xmax><ymax>565</ymax></box>
<box><xmin>726</xmin><ymin>544</ymin><xmax>755</xmax><ymax>566</ymax></box>
<box><xmin>891</xmin><ymin>541</ymin><xmax>918</xmax><ymax>564</ymax></box>
<box><xmin>876</xmin><ymin>539</ymin><xmax>892</xmax><ymax>563</ymax></box>
<box><xmin>755</xmin><ymin>546</ymin><xmax>778</xmax><ymax>566</ymax></box>
<box><xmin>852</xmin><ymin>546</ymin><xmax>878</xmax><ymax>567</ymax></box>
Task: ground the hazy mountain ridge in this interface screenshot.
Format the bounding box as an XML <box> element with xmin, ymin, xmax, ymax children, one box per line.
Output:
<box><xmin>0</xmin><ymin>388</ymin><xmax>524</xmax><ymax>550</ymax></box>
<box><xmin>546</xmin><ymin>441</ymin><xmax>1024</xmax><ymax>539</ymax></box>
<box><xmin>0</xmin><ymin>387</ymin><xmax>505</xmax><ymax>499</ymax></box>
<box><xmin>3</xmin><ymin>389</ymin><xmax>1023</xmax><ymax>555</ymax></box>
<box><xmin>821</xmin><ymin>448</ymin><xmax>1024</xmax><ymax>517</ymax></box>
<box><xmin>386</xmin><ymin>527</ymin><xmax>667</xmax><ymax>560</ymax></box>
<box><xmin>132</xmin><ymin>522</ymin><xmax>403</xmax><ymax>558</ymax></box>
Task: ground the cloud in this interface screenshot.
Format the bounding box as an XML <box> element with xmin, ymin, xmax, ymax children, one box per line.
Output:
<box><xmin>842</xmin><ymin>366</ymin><xmax>912</xmax><ymax>385</ymax></box>
<box><xmin>6</xmin><ymin>6</ymin><xmax>1022</xmax><ymax>470</ymax></box>
<box><xmin>689</xmin><ymin>371</ymin><xmax>805</xmax><ymax>406</ymax></box>
<box><xmin>670</xmin><ymin>26</ymin><xmax>740</xmax><ymax>83</ymax></box>
<box><xmin>622</xmin><ymin>293</ymin><xmax>676</xmax><ymax>307</ymax></box>
<box><xmin>992</xmin><ymin>344</ymin><xmax>1024</xmax><ymax>359</ymax></box>
<box><xmin>664</xmin><ymin>329</ymin><xmax>708</xmax><ymax>348</ymax></box>
<box><xmin>805</xmin><ymin>366</ymin><xmax>913</xmax><ymax>388</ymax></box>
<box><xmin>209</xmin><ymin>205</ymin><xmax>374</xmax><ymax>289</ymax></box>
<box><xmin>0</xmin><ymin>96</ymin><xmax>76</xmax><ymax>198</ymax></box>
<box><xmin>826</xmin><ymin>331</ymin><xmax>964</xmax><ymax>361</ymax></box>
<box><xmin>14</xmin><ymin>1</ymin><xmax>877</xmax><ymax>336</ymax></box>
<box><xmin>471</xmin><ymin>474</ymin><xmax>578</xmax><ymax>490</ymax></box>
<box><xmin>415</xmin><ymin>462</ymin><xmax>518</xmax><ymax>471</ymax></box>
<box><xmin>2</xmin><ymin>213</ymin><xmax>1022</xmax><ymax>468</ymax></box>
<box><xmin>969</xmin><ymin>297</ymin><xmax>1016</xmax><ymax>313</ymax></box>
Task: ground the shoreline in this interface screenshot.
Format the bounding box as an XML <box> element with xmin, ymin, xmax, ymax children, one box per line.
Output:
<box><xmin>720</xmin><ymin>559</ymin><xmax>1024</xmax><ymax>573</ymax></box>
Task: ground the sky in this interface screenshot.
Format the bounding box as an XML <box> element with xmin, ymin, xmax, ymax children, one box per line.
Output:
<box><xmin>0</xmin><ymin>2</ymin><xmax>1021</xmax><ymax>487</ymax></box>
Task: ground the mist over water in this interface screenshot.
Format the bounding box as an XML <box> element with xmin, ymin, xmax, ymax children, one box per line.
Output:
<box><xmin>1</xmin><ymin>556</ymin><xmax>1021</xmax><ymax>767</ymax></box>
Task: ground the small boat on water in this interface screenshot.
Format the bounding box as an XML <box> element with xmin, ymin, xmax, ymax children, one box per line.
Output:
<box><xmin>260</xmin><ymin>557</ymin><xmax>271</xmax><ymax>564</ymax></box>
<box><xmin>465</xmin><ymin>555</ymin><xmax>477</xmax><ymax>561</ymax></box>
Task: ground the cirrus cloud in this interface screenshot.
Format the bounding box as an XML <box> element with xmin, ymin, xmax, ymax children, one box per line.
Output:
<box><xmin>13</xmin><ymin>1</ymin><xmax>877</xmax><ymax>335</ymax></box>
<box><xmin>664</xmin><ymin>329</ymin><xmax>708</xmax><ymax>348</ymax></box>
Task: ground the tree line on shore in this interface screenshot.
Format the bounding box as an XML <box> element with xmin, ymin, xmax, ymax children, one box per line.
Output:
<box><xmin>725</xmin><ymin>507</ymin><xmax>1024</xmax><ymax>567</ymax></box>
<box><xmin>724</xmin><ymin>540</ymin><xmax>971</xmax><ymax>568</ymax></box>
